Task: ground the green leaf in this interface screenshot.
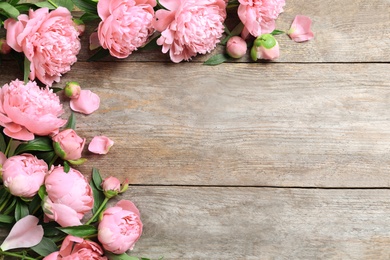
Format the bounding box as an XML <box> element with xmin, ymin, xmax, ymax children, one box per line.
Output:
<box><xmin>38</xmin><ymin>185</ymin><xmax>46</xmax><ymax>201</ymax></box>
<box><xmin>31</xmin><ymin>237</ymin><xmax>58</xmax><ymax>256</ymax></box>
<box><xmin>139</xmin><ymin>33</ymin><xmax>160</xmax><ymax>51</ymax></box>
<box><xmin>71</xmin><ymin>0</ymin><xmax>97</xmax><ymax>14</ymax></box>
<box><xmin>35</xmin><ymin>151</ymin><xmax>57</xmax><ymax>166</ymax></box>
<box><xmin>221</xmin><ymin>22</ymin><xmax>244</xmax><ymax>45</ymax></box>
<box><xmin>14</xmin><ymin>136</ymin><xmax>53</xmax><ymax>155</ymax></box>
<box><xmin>28</xmin><ymin>194</ymin><xmax>42</xmax><ymax>214</ymax></box>
<box><xmin>0</xmin><ymin>214</ymin><xmax>14</xmax><ymax>224</ymax></box>
<box><xmin>64</xmin><ymin>112</ymin><xmax>76</xmax><ymax>130</ymax></box>
<box><xmin>0</xmin><ymin>2</ymin><xmax>20</xmax><ymax>19</ymax></box>
<box><xmin>14</xmin><ymin>3</ymin><xmax>33</xmax><ymax>13</ymax></box>
<box><xmin>15</xmin><ymin>199</ymin><xmax>29</xmax><ymax>221</ymax></box>
<box><xmin>23</xmin><ymin>55</ymin><xmax>30</xmax><ymax>83</ymax></box>
<box><xmin>87</xmin><ymin>47</ymin><xmax>110</xmax><ymax>61</ymax></box>
<box><xmin>90</xmin><ymin>168</ymin><xmax>105</xmax><ymax>222</ymax></box>
<box><xmin>80</xmin><ymin>12</ymin><xmax>99</xmax><ymax>22</ymax></box>
<box><xmin>34</xmin><ymin>1</ymin><xmax>56</xmax><ymax>9</ymax></box>
<box><xmin>0</xmin><ymin>131</ymin><xmax>6</xmax><ymax>153</ymax></box>
<box><xmin>3</xmin><ymin>197</ymin><xmax>17</xmax><ymax>215</ymax></box>
<box><xmin>57</xmin><ymin>225</ymin><xmax>97</xmax><ymax>237</ymax></box>
<box><xmin>271</xmin><ymin>29</ymin><xmax>285</xmax><ymax>36</ymax></box>
<box><xmin>203</xmin><ymin>54</ymin><xmax>230</xmax><ymax>66</ymax></box>
<box><xmin>92</xmin><ymin>168</ymin><xmax>103</xmax><ymax>191</ymax></box>
<box><xmin>42</xmin><ymin>221</ymin><xmax>62</xmax><ymax>238</ymax></box>
<box><xmin>52</xmin><ymin>0</ymin><xmax>74</xmax><ymax>11</ymax></box>
<box><xmin>105</xmin><ymin>252</ymin><xmax>141</xmax><ymax>260</ymax></box>
<box><xmin>7</xmin><ymin>0</ymin><xmax>20</xmax><ymax>5</ymax></box>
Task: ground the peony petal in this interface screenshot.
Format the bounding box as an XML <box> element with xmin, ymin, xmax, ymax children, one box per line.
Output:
<box><xmin>0</xmin><ymin>215</ymin><xmax>43</xmax><ymax>251</ymax></box>
<box><xmin>288</xmin><ymin>15</ymin><xmax>314</xmax><ymax>42</ymax></box>
<box><xmin>42</xmin><ymin>251</ymin><xmax>59</xmax><ymax>260</ymax></box>
<box><xmin>116</xmin><ymin>200</ymin><xmax>141</xmax><ymax>217</ymax></box>
<box><xmin>70</xmin><ymin>90</ymin><xmax>100</xmax><ymax>115</ymax></box>
<box><xmin>88</xmin><ymin>136</ymin><xmax>114</xmax><ymax>154</ymax></box>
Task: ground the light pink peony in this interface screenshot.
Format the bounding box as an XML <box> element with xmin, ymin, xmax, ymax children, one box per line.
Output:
<box><xmin>70</xmin><ymin>90</ymin><xmax>100</xmax><ymax>115</ymax></box>
<box><xmin>153</xmin><ymin>0</ymin><xmax>227</xmax><ymax>63</ymax></box>
<box><xmin>97</xmin><ymin>0</ymin><xmax>157</xmax><ymax>59</ymax></box>
<box><xmin>52</xmin><ymin>129</ymin><xmax>86</xmax><ymax>161</ymax></box>
<box><xmin>0</xmin><ymin>80</ymin><xmax>66</xmax><ymax>141</ymax></box>
<box><xmin>2</xmin><ymin>154</ymin><xmax>48</xmax><ymax>198</ymax></box>
<box><xmin>0</xmin><ymin>215</ymin><xmax>43</xmax><ymax>251</ymax></box>
<box><xmin>288</xmin><ymin>15</ymin><xmax>314</xmax><ymax>42</ymax></box>
<box><xmin>44</xmin><ymin>166</ymin><xmax>93</xmax><ymax>227</ymax></box>
<box><xmin>226</xmin><ymin>36</ymin><xmax>247</xmax><ymax>58</ymax></box>
<box><xmin>98</xmin><ymin>200</ymin><xmax>143</xmax><ymax>254</ymax></box>
<box><xmin>4</xmin><ymin>7</ymin><xmax>81</xmax><ymax>86</ymax></box>
<box><xmin>238</xmin><ymin>0</ymin><xmax>285</xmax><ymax>38</ymax></box>
<box><xmin>88</xmin><ymin>135</ymin><xmax>114</xmax><ymax>154</ymax></box>
<box><xmin>43</xmin><ymin>235</ymin><xmax>107</xmax><ymax>260</ymax></box>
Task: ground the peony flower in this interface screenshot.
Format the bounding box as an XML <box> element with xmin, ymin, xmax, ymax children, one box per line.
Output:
<box><xmin>2</xmin><ymin>154</ymin><xmax>48</xmax><ymax>198</ymax></box>
<box><xmin>0</xmin><ymin>215</ymin><xmax>43</xmax><ymax>251</ymax></box>
<box><xmin>88</xmin><ymin>135</ymin><xmax>114</xmax><ymax>154</ymax></box>
<box><xmin>53</xmin><ymin>129</ymin><xmax>86</xmax><ymax>161</ymax></box>
<box><xmin>238</xmin><ymin>0</ymin><xmax>285</xmax><ymax>38</ymax></box>
<box><xmin>288</xmin><ymin>15</ymin><xmax>314</xmax><ymax>42</ymax></box>
<box><xmin>70</xmin><ymin>90</ymin><xmax>100</xmax><ymax>115</ymax></box>
<box><xmin>251</xmin><ymin>33</ymin><xmax>279</xmax><ymax>60</ymax></box>
<box><xmin>43</xmin><ymin>166</ymin><xmax>93</xmax><ymax>227</ymax></box>
<box><xmin>4</xmin><ymin>7</ymin><xmax>81</xmax><ymax>86</ymax></box>
<box><xmin>64</xmin><ymin>81</ymin><xmax>81</xmax><ymax>99</ymax></box>
<box><xmin>226</xmin><ymin>36</ymin><xmax>247</xmax><ymax>58</ymax></box>
<box><xmin>97</xmin><ymin>0</ymin><xmax>157</xmax><ymax>58</ymax></box>
<box><xmin>98</xmin><ymin>200</ymin><xmax>143</xmax><ymax>254</ymax></box>
<box><xmin>101</xmin><ymin>176</ymin><xmax>128</xmax><ymax>198</ymax></box>
<box><xmin>153</xmin><ymin>0</ymin><xmax>227</xmax><ymax>63</ymax></box>
<box><xmin>0</xmin><ymin>38</ymin><xmax>11</xmax><ymax>55</ymax></box>
<box><xmin>0</xmin><ymin>79</ymin><xmax>66</xmax><ymax>141</ymax></box>
<box><xmin>43</xmin><ymin>235</ymin><xmax>107</xmax><ymax>260</ymax></box>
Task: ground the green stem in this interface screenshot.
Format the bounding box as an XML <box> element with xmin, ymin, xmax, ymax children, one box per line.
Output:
<box><xmin>0</xmin><ymin>250</ymin><xmax>36</xmax><ymax>260</ymax></box>
<box><xmin>47</xmin><ymin>0</ymin><xmax>58</xmax><ymax>8</ymax></box>
<box><xmin>48</xmin><ymin>155</ymin><xmax>59</xmax><ymax>168</ymax></box>
<box><xmin>4</xmin><ymin>138</ymin><xmax>13</xmax><ymax>157</ymax></box>
<box><xmin>86</xmin><ymin>197</ymin><xmax>109</xmax><ymax>225</ymax></box>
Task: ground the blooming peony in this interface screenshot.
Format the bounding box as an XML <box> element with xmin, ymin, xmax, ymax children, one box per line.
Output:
<box><xmin>2</xmin><ymin>154</ymin><xmax>48</xmax><ymax>198</ymax></box>
<box><xmin>43</xmin><ymin>235</ymin><xmax>107</xmax><ymax>260</ymax></box>
<box><xmin>4</xmin><ymin>7</ymin><xmax>81</xmax><ymax>86</ymax></box>
<box><xmin>153</xmin><ymin>0</ymin><xmax>227</xmax><ymax>63</ymax></box>
<box><xmin>238</xmin><ymin>0</ymin><xmax>285</xmax><ymax>38</ymax></box>
<box><xmin>98</xmin><ymin>200</ymin><xmax>143</xmax><ymax>254</ymax></box>
<box><xmin>52</xmin><ymin>129</ymin><xmax>86</xmax><ymax>161</ymax></box>
<box><xmin>0</xmin><ymin>80</ymin><xmax>66</xmax><ymax>141</ymax></box>
<box><xmin>44</xmin><ymin>166</ymin><xmax>93</xmax><ymax>227</ymax></box>
<box><xmin>97</xmin><ymin>0</ymin><xmax>157</xmax><ymax>58</ymax></box>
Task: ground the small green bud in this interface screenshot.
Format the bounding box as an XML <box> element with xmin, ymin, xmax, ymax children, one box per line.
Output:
<box><xmin>250</xmin><ymin>45</ymin><xmax>258</xmax><ymax>61</ymax></box>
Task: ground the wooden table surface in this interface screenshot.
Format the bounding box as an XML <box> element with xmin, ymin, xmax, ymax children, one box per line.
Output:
<box><xmin>1</xmin><ymin>0</ymin><xmax>390</xmax><ymax>259</ymax></box>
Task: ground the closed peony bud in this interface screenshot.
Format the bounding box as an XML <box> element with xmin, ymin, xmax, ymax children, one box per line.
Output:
<box><xmin>64</xmin><ymin>81</ymin><xmax>81</xmax><ymax>99</ymax></box>
<box><xmin>53</xmin><ymin>129</ymin><xmax>86</xmax><ymax>161</ymax></box>
<box><xmin>251</xmin><ymin>34</ymin><xmax>280</xmax><ymax>61</ymax></box>
<box><xmin>0</xmin><ymin>38</ymin><xmax>11</xmax><ymax>55</ymax></box>
<box><xmin>226</xmin><ymin>36</ymin><xmax>247</xmax><ymax>59</ymax></box>
<box><xmin>101</xmin><ymin>176</ymin><xmax>128</xmax><ymax>199</ymax></box>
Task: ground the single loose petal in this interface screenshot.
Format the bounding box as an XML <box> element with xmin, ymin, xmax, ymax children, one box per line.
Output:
<box><xmin>288</xmin><ymin>15</ymin><xmax>314</xmax><ymax>42</ymax></box>
<box><xmin>88</xmin><ymin>136</ymin><xmax>114</xmax><ymax>154</ymax></box>
<box><xmin>70</xmin><ymin>90</ymin><xmax>100</xmax><ymax>115</ymax></box>
<box><xmin>0</xmin><ymin>215</ymin><xmax>43</xmax><ymax>251</ymax></box>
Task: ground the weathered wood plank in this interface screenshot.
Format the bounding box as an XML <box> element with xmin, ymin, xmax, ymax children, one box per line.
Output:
<box><xmin>125</xmin><ymin>187</ymin><xmax>390</xmax><ymax>259</ymax></box>
<box><xmin>2</xmin><ymin>62</ymin><xmax>389</xmax><ymax>187</ymax></box>
<box><xmin>1</xmin><ymin>0</ymin><xmax>390</xmax><ymax>62</ymax></box>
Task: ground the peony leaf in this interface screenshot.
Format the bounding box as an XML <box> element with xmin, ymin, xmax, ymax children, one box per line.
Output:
<box><xmin>271</xmin><ymin>29</ymin><xmax>285</xmax><ymax>35</ymax></box>
<box><xmin>71</xmin><ymin>0</ymin><xmax>97</xmax><ymax>14</ymax></box>
<box><xmin>90</xmin><ymin>168</ymin><xmax>105</xmax><ymax>222</ymax></box>
<box><xmin>14</xmin><ymin>136</ymin><xmax>53</xmax><ymax>155</ymax></box>
<box><xmin>0</xmin><ymin>131</ymin><xmax>6</xmax><ymax>153</ymax></box>
<box><xmin>23</xmin><ymin>56</ymin><xmax>30</xmax><ymax>84</ymax></box>
<box><xmin>64</xmin><ymin>112</ymin><xmax>76</xmax><ymax>130</ymax></box>
<box><xmin>80</xmin><ymin>12</ymin><xmax>99</xmax><ymax>22</ymax></box>
<box><xmin>15</xmin><ymin>199</ymin><xmax>29</xmax><ymax>221</ymax></box>
<box><xmin>52</xmin><ymin>0</ymin><xmax>74</xmax><ymax>11</ymax></box>
<box><xmin>3</xmin><ymin>197</ymin><xmax>17</xmax><ymax>215</ymax></box>
<box><xmin>221</xmin><ymin>22</ymin><xmax>244</xmax><ymax>45</ymax></box>
<box><xmin>0</xmin><ymin>2</ymin><xmax>20</xmax><ymax>19</ymax></box>
<box><xmin>92</xmin><ymin>168</ymin><xmax>103</xmax><ymax>191</ymax></box>
<box><xmin>0</xmin><ymin>214</ymin><xmax>14</xmax><ymax>224</ymax></box>
<box><xmin>203</xmin><ymin>54</ymin><xmax>230</xmax><ymax>66</ymax></box>
<box><xmin>31</xmin><ymin>236</ymin><xmax>58</xmax><ymax>256</ymax></box>
<box><xmin>57</xmin><ymin>225</ymin><xmax>97</xmax><ymax>237</ymax></box>
<box><xmin>34</xmin><ymin>1</ymin><xmax>56</xmax><ymax>9</ymax></box>
<box><xmin>87</xmin><ymin>47</ymin><xmax>110</xmax><ymax>61</ymax></box>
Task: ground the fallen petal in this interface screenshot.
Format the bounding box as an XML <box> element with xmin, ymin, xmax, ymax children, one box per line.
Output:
<box><xmin>88</xmin><ymin>136</ymin><xmax>114</xmax><ymax>154</ymax></box>
<box><xmin>70</xmin><ymin>90</ymin><xmax>100</xmax><ymax>115</ymax></box>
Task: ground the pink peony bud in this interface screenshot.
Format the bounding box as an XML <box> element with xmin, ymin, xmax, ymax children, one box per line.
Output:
<box><xmin>88</xmin><ymin>136</ymin><xmax>114</xmax><ymax>155</ymax></box>
<box><xmin>53</xmin><ymin>129</ymin><xmax>86</xmax><ymax>161</ymax></box>
<box><xmin>2</xmin><ymin>154</ymin><xmax>48</xmax><ymax>198</ymax></box>
<box><xmin>0</xmin><ymin>215</ymin><xmax>44</xmax><ymax>251</ymax></box>
<box><xmin>98</xmin><ymin>200</ymin><xmax>142</xmax><ymax>254</ymax></box>
<box><xmin>64</xmin><ymin>81</ymin><xmax>81</xmax><ymax>99</ymax></box>
<box><xmin>251</xmin><ymin>34</ymin><xmax>280</xmax><ymax>61</ymax></box>
<box><xmin>0</xmin><ymin>38</ymin><xmax>11</xmax><ymax>55</ymax></box>
<box><xmin>44</xmin><ymin>166</ymin><xmax>94</xmax><ymax>227</ymax></box>
<box><xmin>288</xmin><ymin>15</ymin><xmax>314</xmax><ymax>42</ymax></box>
<box><xmin>226</xmin><ymin>36</ymin><xmax>247</xmax><ymax>59</ymax></box>
<box><xmin>70</xmin><ymin>90</ymin><xmax>100</xmax><ymax>115</ymax></box>
<box><xmin>101</xmin><ymin>176</ymin><xmax>128</xmax><ymax>198</ymax></box>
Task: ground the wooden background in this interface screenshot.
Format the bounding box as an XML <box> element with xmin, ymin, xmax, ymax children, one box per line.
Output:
<box><xmin>1</xmin><ymin>0</ymin><xmax>390</xmax><ymax>259</ymax></box>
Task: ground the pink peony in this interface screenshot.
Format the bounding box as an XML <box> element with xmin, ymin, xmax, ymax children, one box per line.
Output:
<box><xmin>288</xmin><ymin>15</ymin><xmax>314</xmax><ymax>42</ymax></box>
<box><xmin>0</xmin><ymin>215</ymin><xmax>43</xmax><ymax>251</ymax></box>
<box><xmin>52</xmin><ymin>129</ymin><xmax>86</xmax><ymax>161</ymax></box>
<box><xmin>98</xmin><ymin>200</ymin><xmax>143</xmax><ymax>254</ymax></box>
<box><xmin>88</xmin><ymin>135</ymin><xmax>114</xmax><ymax>154</ymax></box>
<box><xmin>97</xmin><ymin>0</ymin><xmax>157</xmax><ymax>59</ymax></box>
<box><xmin>2</xmin><ymin>154</ymin><xmax>48</xmax><ymax>198</ymax></box>
<box><xmin>153</xmin><ymin>0</ymin><xmax>227</xmax><ymax>63</ymax></box>
<box><xmin>4</xmin><ymin>7</ymin><xmax>81</xmax><ymax>86</ymax></box>
<box><xmin>43</xmin><ymin>235</ymin><xmax>107</xmax><ymax>260</ymax></box>
<box><xmin>0</xmin><ymin>80</ymin><xmax>66</xmax><ymax>141</ymax></box>
<box><xmin>226</xmin><ymin>36</ymin><xmax>247</xmax><ymax>58</ymax></box>
<box><xmin>70</xmin><ymin>90</ymin><xmax>100</xmax><ymax>115</ymax></box>
<box><xmin>238</xmin><ymin>0</ymin><xmax>285</xmax><ymax>38</ymax></box>
<box><xmin>44</xmin><ymin>166</ymin><xmax>93</xmax><ymax>227</ymax></box>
